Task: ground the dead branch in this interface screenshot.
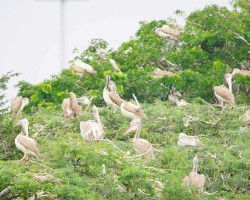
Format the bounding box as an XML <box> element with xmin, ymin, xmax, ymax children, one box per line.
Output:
<box><xmin>228</xmin><ymin>30</ymin><xmax>250</xmax><ymax>46</ymax></box>
<box><xmin>0</xmin><ymin>186</ymin><xmax>12</xmax><ymax>197</ymax></box>
<box><xmin>138</xmin><ymin>188</ymin><xmax>151</xmax><ymax>196</ymax></box>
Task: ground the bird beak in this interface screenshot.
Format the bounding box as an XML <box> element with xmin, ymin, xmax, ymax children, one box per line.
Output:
<box><xmin>124</xmin><ymin>122</ymin><xmax>138</xmax><ymax>135</ymax></box>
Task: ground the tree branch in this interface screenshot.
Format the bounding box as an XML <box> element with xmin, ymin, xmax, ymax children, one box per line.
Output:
<box><xmin>228</xmin><ymin>29</ymin><xmax>250</xmax><ymax>46</ymax></box>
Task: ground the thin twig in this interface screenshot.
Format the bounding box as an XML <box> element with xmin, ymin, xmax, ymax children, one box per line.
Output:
<box><xmin>84</xmin><ymin>97</ymin><xmax>93</xmax><ymax>112</ymax></box>
<box><xmin>138</xmin><ymin>188</ymin><xmax>151</xmax><ymax>196</ymax></box>
<box><xmin>29</xmin><ymin>160</ymin><xmax>54</xmax><ymax>170</ymax></box>
<box><xmin>124</xmin><ymin>146</ymin><xmax>154</xmax><ymax>159</ymax></box>
<box><xmin>228</xmin><ymin>30</ymin><xmax>250</xmax><ymax>46</ymax></box>
<box><xmin>95</xmin><ymin>139</ymin><xmax>126</xmax><ymax>153</ymax></box>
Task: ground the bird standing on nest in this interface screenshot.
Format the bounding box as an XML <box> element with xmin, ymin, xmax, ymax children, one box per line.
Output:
<box><xmin>15</xmin><ymin>118</ymin><xmax>40</xmax><ymax>163</ymax></box>
<box><xmin>80</xmin><ymin>105</ymin><xmax>105</xmax><ymax>142</ymax></box>
<box><xmin>62</xmin><ymin>92</ymin><xmax>88</xmax><ymax>119</ymax></box>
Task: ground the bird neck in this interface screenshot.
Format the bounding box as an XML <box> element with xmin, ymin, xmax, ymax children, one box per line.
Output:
<box><xmin>21</xmin><ymin>125</ymin><xmax>28</xmax><ymax>137</ymax></box>
<box><xmin>134</xmin><ymin>124</ymin><xmax>141</xmax><ymax>139</ymax></box>
<box><xmin>94</xmin><ymin>111</ymin><xmax>103</xmax><ymax>130</ymax></box>
<box><xmin>192</xmin><ymin>156</ymin><xmax>198</xmax><ymax>174</ymax></box>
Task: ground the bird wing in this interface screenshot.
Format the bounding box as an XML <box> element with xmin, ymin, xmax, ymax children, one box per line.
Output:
<box><xmin>214</xmin><ymin>85</ymin><xmax>234</xmax><ymax>103</ymax></box>
<box><xmin>11</xmin><ymin>97</ymin><xmax>23</xmax><ymax>114</ymax></box>
<box><xmin>70</xmin><ymin>64</ymin><xmax>86</xmax><ymax>74</ymax></box>
<box><xmin>160</xmin><ymin>27</ymin><xmax>180</xmax><ymax>37</ymax></box>
<box><xmin>80</xmin><ymin>121</ymin><xmax>93</xmax><ymax>141</ymax></box>
<box><xmin>108</xmin><ymin>93</ymin><xmax>126</xmax><ymax>106</ymax></box>
<box><xmin>238</xmin><ymin>70</ymin><xmax>250</xmax><ymax>76</ymax></box>
<box><xmin>133</xmin><ymin>138</ymin><xmax>153</xmax><ymax>154</ymax></box>
<box><xmin>16</xmin><ymin>134</ymin><xmax>40</xmax><ymax>157</ymax></box>
<box><xmin>76</xmin><ymin>61</ymin><xmax>97</xmax><ymax>75</ymax></box>
<box><xmin>122</xmin><ymin>102</ymin><xmax>145</xmax><ymax>117</ymax></box>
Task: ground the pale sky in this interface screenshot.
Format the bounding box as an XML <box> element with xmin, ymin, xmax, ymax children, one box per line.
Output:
<box><xmin>0</xmin><ymin>0</ymin><xmax>231</xmax><ymax>101</ymax></box>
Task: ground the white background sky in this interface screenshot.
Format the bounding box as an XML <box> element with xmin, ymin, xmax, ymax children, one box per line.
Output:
<box><xmin>0</xmin><ymin>0</ymin><xmax>231</xmax><ymax>101</ymax></box>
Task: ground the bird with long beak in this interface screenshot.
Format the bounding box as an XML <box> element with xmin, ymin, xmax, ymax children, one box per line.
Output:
<box><xmin>70</xmin><ymin>59</ymin><xmax>97</xmax><ymax>75</ymax></box>
<box><xmin>80</xmin><ymin>105</ymin><xmax>105</xmax><ymax>142</ymax></box>
<box><xmin>109</xmin><ymin>59</ymin><xmax>122</xmax><ymax>73</ymax></box>
<box><xmin>11</xmin><ymin>96</ymin><xmax>29</xmax><ymax>116</ymax></box>
<box><xmin>214</xmin><ymin>73</ymin><xmax>235</xmax><ymax>109</ymax></box>
<box><xmin>62</xmin><ymin>92</ymin><xmax>85</xmax><ymax>119</ymax></box>
<box><xmin>232</xmin><ymin>68</ymin><xmax>250</xmax><ymax>77</ymax></box>
<box><xmin>183</xmin><ymin>156</ymin><xmax>206</xmax><ymax>194</ymax></box>
<box><xmin>103</xmin><ymin>75</ymin><xmax>126</xmax><ymax>109</ymax></box>
<box><xmin>15</xmin><ymin>118</ymin><xmax>40</xmax><ymax>163</ymax></box>
<box><xmin>124</xmin><ymin>118</ymin><xmax>154</xmax><ymax>159</ymax></box>
<box><xmin>153</xmin><ymin>68</ymin><xmax>175</xmax><ymax>78</ymax></box>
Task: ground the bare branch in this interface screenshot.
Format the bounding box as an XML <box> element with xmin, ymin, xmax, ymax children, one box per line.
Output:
<box><xmin>228</xmin><ymin>30</ymin><xmax>250</xmax><ymax>46</ymax></box>
<box><xmin>0</xmin><ymin>186</ymin><xmax>12</xmax><ymax>197</ymax></box>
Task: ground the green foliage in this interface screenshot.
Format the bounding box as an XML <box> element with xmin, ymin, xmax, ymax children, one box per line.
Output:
<box><xmin>1</xmin><ymin>101</ymin><xmax>249</xmax><ymax>199</ymax></box>
<box><xmin>1</xmin><ymin>1</ymin><xmax>250</xmax><ymax>199</ymax></box>
<box><xmin>0</xmin><ymin>71</ymin><xmax>19</xmax><ymax>116</ymax></box>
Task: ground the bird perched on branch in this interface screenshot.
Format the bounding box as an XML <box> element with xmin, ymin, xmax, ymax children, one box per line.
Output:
<box><xmin>183</xmin><ymin>155</ymin><xmax>206</xmax><ymax>194</ymax></box>
<box><xmin>124</xmin><ymin>118</ymin><xmax>154</xmax><ymax>159</ymax></box>
<box><xmin>80</xmin><ymin>105</ymin><xmax>105</xmax><ymax>142</ymax></box>
<box><xmin>109</xmin><ymin>59</ymin><xmax>122</xmax><ymax>73</ymax></box>
<box><xmin>231</xmin><ymin>68</ymin><xmax>250</xmax><ymax>95</ymax></box>
<box><xmin>15</xmin><ymin>118</ymin><xmax>40</xmax><ymax>163</ymax></box>
<box><xmin>10</xmin><ymin>96</ymin><xmax>29</xmax><ymax>116</ymax></box>
<box><xmin>213</xmin><ymin>73</ymin><xmax>235</xmax><ymax>109</ymax></box>
<box><xmin>70</xmin><ymin>59</ymin><xmax>97</xmax><ymax>75</ymax></box>
<box><xmin>155</xmin><ymin>25</ymin><xmax>180</xmax><ymax>40</ymax></box>
<box><xmin>62</xmin><ymin>92</ymin><xmax>88</xmax><ymax>119</ymax></box>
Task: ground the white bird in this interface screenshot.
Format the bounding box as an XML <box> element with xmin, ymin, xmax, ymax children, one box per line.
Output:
<box><xmin>70</xmin><ymin>60</ymin><xmax>97</xmax><ymax>75</ymax></box>
<box><xmin>153</xmin><ymin>68</ymin><xmax>175</xmax><ymax>78</ymax></box>
<box><xmin>183</xmin><ymin>156</ymin><xmax>206</xmax><ymax>194</ymax></box>
<box><xmin>231</xmin><ymin>68</ymin><xmax>250</xmax><ymax>95</ymax></box>
<box><xmin>10</xmin><ymin>96</ymin><xmax>29</xmax><ymax>115</ymax></box>
<box><xmin>168</xmin><ymin>87</ymin><xmax>188</xmax><ymax>106</ymax></box>
<box><xmin>15</xmin><ymin>118</ymin><xmax>40</xmax><ymax>163</ymax></box>
<box><xmin>109</xmin><ymin>59</ymin><xmax>122</xmax><ymax>73</ymax></box>
<box><xmin>214</xmin><ymin>73</ymin><xmax>235</xmax><ymax>109</ymax></box>
<box><xmin>177</xmin><ymin>133</ymin><xmax>204</xmax><ymax>147</ymax></box>
<box><xmin>232</xmin><ymin>68</ymin><xmax>250</xmax><ymax>77</ymax></box>
<box><xmin>103</xmin><ymin>75</ymin><xmax>126</xmax><ymax>109</ymax></box>
<box><xmin>121</xmin><ymin>101</ymin><xmax>146</xmax><ymax>119</ymax></box>
<box><xmin>124</xmin><ymin>118</ymin><xmax>154</xmax><ymax>159</ymax></box>
<box><xmin>80</xmin><ymin>105</ymin><xmax>105</xmax><ymax>142</ymax></box>
<box><xmin>62</xmin><ymin>92</ymin><xmax>82</xmax><ymax>119</ymax></box>
<box><xmin>76</xmin><ymin>96</ymin><xmax>91</xmax><ymax>106</ymax></box>
<box><xmin>155</xmin><ymin>25</ymin><xmax>180</xmax><ymax>40</ymax></box>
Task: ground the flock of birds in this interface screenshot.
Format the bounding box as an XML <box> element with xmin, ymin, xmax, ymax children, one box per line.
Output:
<box><xmin>10</xmin><ymin>24</ymin><xmax>250</xmax><ymax>194</ymax></box>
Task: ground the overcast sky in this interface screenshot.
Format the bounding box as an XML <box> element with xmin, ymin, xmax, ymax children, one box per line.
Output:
<box><xmin>0</xmin><ymin>0</ymin><xmax>231</xmax><ymax>101</ymax></box>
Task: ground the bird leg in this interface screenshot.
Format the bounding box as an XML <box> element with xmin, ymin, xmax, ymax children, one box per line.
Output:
<box><xmin>20</xmin><ymin>153</ymin><xmax>27</xmax><ymax>164</ymax></box>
